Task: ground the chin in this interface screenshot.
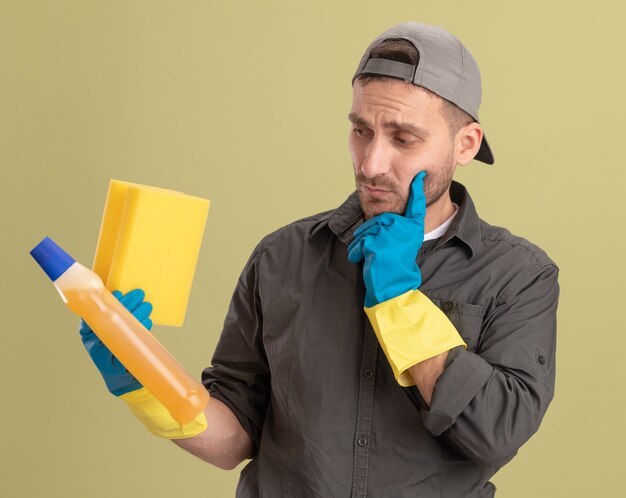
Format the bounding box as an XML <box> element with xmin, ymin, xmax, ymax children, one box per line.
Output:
<box><xmin>360</xmin><ymin>199</ymin><xmax>405</xmax><ymax>220</ymax></box>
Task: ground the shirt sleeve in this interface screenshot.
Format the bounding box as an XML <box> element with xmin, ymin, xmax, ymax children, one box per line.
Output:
<box><xmin>420</xmin><ymin>263</ymin><xmax>560</xmax><ymax>467</ymax></box>
<box><xmin>201</xmin><ymin>243</ymin><xmax>270</xmax><ymax>456</ymax></box>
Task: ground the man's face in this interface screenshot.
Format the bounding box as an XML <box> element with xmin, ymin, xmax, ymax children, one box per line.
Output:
<box><xmin>349</xmin><ymin>78</ymin><xmax>457</xmax><ymax>220</ymax></box>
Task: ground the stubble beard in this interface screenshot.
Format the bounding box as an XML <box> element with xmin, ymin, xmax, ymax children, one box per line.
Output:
<box><xmin>355</xmin><ymin>146</ymin><xmax>456</xmax><ymax>220</ymax></box>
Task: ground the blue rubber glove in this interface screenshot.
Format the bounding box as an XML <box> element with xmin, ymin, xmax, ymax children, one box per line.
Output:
<box><xmin>79</xmin><ymin>288</ymin><xmax>153</xmax><ymax>396</ymax></box>
<box><xmin>348</xmin><ymin>171</ymin><xmax>427</xmax><ymax>307</ymax></box>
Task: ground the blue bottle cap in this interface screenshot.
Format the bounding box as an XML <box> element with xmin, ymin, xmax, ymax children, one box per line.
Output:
<box><xmin>30</xmin><ymin>237</ymin><xmax>76</xmax><ymax>281</ymax></box>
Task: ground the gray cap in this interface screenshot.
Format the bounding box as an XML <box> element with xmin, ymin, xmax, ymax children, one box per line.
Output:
<box><xmin>352</xmin><ymin>22</ymin><xmax>494</xmax><ymax>165</ymax></box>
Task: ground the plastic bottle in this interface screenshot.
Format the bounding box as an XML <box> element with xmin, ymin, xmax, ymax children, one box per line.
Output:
<box><xmin>30</xmin><ymin>236</ymin><xmax>210</xmax><ymax>425</ymax></box>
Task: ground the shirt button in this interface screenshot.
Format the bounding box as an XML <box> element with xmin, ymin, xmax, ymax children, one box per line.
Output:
<box><xmin>538</xmin><ymin>355</ymin><xmax>546</xmax><ymax>365</ymax></box>
<box><xmin>442</xmin><ymin>301</ymin><xmax>453</xmax><ymax>312</ymax></box>
<box><xmin>363</xmin><ymin>368</ymin><xmax>374</xmax><ymax>379</ymax></box>
<box><xmin>357</xmin><ymin>437</ymin><xmax>368</xmax><ymax>447</ymax></box>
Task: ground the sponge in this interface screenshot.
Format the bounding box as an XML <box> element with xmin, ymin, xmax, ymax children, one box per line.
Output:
<box><xmin>93</xmin><ymin>179</ymin><xmax>210</xmax><ymax>326</ymax></box>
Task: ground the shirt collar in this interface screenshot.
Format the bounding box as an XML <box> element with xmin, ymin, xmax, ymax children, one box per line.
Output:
<box><xmin>320</xmin><ymin>180</ymin><xmax>482</xmax><ymax>258</ymax></box>
<box><xmin>433</xmin><ymin>181</ymin><xmax>481</xmax><ymax>259</ymax></box>
<box><xmin>325</xmin><ymin>192</ymin><xmax>362</xmax><ymax>246</ymax></box>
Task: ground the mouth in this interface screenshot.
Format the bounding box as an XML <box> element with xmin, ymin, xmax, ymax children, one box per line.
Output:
<box><xmin>363</xmin><ymin>185</ymin><xmax>393</xmax><ymax>200</ymax></box>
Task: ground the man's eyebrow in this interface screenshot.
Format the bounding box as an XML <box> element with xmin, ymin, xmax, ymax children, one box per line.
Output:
<box><xmin>348</xmin><ymin>113</ymin><xmax>430</xmax><ymax>137</ymax></box>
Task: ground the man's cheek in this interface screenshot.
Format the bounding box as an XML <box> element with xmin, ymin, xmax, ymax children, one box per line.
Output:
<box><xmin>422</xmin><ymin>175</ymin><xmax>434</xmax><ymax>199</ymax></box>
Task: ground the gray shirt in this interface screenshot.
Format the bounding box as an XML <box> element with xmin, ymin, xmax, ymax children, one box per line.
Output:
<box><xmin>202</xmin><ymin>181</ymin><xmax>559</xmax><ymax>497</ymax></box>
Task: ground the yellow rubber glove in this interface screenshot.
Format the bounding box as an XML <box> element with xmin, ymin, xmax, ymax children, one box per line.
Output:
<box><xmin>120</xmin><ymin>387</ymin><xmax>208</xmax><ymax>439</ymax></box>
<box><xmin>364</xmin><ymin>289</ymin><xmax>466</xmax><ymax>386</ymax></box>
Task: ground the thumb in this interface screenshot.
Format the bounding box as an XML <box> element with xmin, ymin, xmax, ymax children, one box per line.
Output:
<box><xmin>404</xmin><ymin>171</ymin><xmax>427</xmax><ymax>219</ymax></box>
<box><xmin>347</xmin><ymin>237</ymin><xmax>365</xmax><ymax>264</ymax></box>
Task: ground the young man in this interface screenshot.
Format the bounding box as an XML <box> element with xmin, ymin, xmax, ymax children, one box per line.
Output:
<box><xmin>80</xmin><ymin>22</ymin><xmax>559</xmax><ymax>497</ymax></box>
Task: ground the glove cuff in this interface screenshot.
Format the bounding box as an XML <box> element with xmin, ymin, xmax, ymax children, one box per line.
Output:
<box><xmin>120</xmin><ymin>387</ymin><xmax>208</xmax><ymax>439</ymax></box>
<box><xmin>365</xmin><ymin>289</ymin><xmax>467</xmax><ymax>387</ymax></box>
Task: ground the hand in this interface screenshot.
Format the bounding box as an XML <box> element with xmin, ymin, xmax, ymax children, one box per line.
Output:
<box><xmin>79</xmin><ymin>289</ymin><xmax>153</xmax><ymax>396</ymax></box>
<box><xmin>348</xmin><ymin>171</ymin><xmax>427</xmax><ymax>307</ymax></box>
<box><xmin>79</xmin><ymin>289</ymin><xmax>208</xmax><ymax>439</ymax></box>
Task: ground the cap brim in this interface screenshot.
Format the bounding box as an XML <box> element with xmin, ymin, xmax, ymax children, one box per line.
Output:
<box><xmin>474</xmin><ymin>133</ymin><xmax>494</xmax><ymax>165</ymax></box>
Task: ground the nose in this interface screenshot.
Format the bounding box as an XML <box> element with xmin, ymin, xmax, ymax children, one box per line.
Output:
<box><xmin>359</xmin><ymin>136</ymin><xmax>391</xmax><ymax>179</ymax></box>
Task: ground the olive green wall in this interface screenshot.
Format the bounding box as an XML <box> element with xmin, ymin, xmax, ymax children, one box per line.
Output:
<box><xmin>1</xmin><ymin>1</ymin><xmax>622</xmax><ymax>496</ymax></box>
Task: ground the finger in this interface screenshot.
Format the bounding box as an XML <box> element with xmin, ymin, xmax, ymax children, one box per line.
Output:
<box><xmin>78</xmin><ymin>318</ymin><xmax>93</xmax><ymax>337</ymax></box>
<box><xmin>353</xmin><ymin>213</ymin><xmax>395</xmax><ymax>238</ymax></box>
<box><xmin>80</xmin><ymin>327</ymin><xmax>101</xmax><ymax>351</ymax></box>
<box><xmin>353</xmin><ymin>224</ymin><xmax>384</xmax><ymax>240</ymax></box>
<box><xmin>118</xmin><ymin>289</ymin><xmax>145</xmax><ymax>313</ymax></box>
<box><xmin>349</xmin><ymin>221</ymin><xmax>386</xmax><ymax>260</ymax></box>
<box><xmin>140</xmin><ymin>318</ymin><xmax>153</xmax><ymax>331</ymax></box>
<box><xmin>112</xmin><ymin>290</ymin><xmax>123</xmax><ymax>300</ymax></box>
<box><xmin>89</xmin><ymin>341</ymin><xmax>124</xmax><ymax>374</ymax></box>
<box><xmin>133</xmin><ymin>301</ymin><xmax>153</xmax><ymax>323</ymax></box>
<box><xmin>404</xmin><ymin>171</ymin><xmax>427</xmax><ymax>219</ymax></box>
<box><xmin>348</xmin><ymin>237</ymin><xmax>365</xmax><ymax>264</ymax></box>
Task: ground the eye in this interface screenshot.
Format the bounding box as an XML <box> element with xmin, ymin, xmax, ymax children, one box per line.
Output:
<box><xmin>394</xmin><ymin>134</ymin><xmax>417</xmax><ymax>146</ymax></box>
<box><xmin>352</xmin><ymin>126</ymin><xmax>367</xmax><ymax>137</ymax></box>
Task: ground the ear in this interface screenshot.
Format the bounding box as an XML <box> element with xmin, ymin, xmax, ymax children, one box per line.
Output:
<box><xmin>456</xmin><ymin>122</ymin><xmax>484</xmax><ymax>166</ymax></box>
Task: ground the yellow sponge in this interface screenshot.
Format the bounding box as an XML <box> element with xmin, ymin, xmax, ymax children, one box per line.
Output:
<box><xmin>93</xmin><ymin>179</ymin><xmax>210</xmax><ymax>327</ymax></box>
